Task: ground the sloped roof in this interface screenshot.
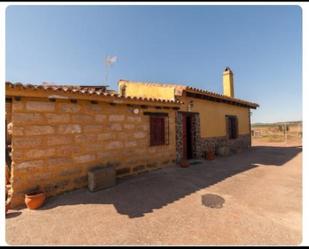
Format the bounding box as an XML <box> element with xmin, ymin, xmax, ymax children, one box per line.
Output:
<box><xmin>119</xmin><ymin>80</ymin><xmax>259</xmax><ymax>109</ymax></box>
<box><xmin>185</xmin><ymin>86</ymin><xmax>259</xmax><ymax>109</ymax></box>
<box><xmin>5</xmin><ymin>82</ymin><xmax>181</xmax><ymax>105</ymax></box>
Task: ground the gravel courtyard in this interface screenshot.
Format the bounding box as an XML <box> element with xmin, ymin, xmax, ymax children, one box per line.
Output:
<box><xmin>6</xmin><ymin>141</ymin><xmax>302</xmax><ymax>245</ymax></box>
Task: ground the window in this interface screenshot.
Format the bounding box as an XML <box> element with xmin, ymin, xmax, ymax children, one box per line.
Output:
<box><xmin>150</xmin><ymin>116</ymin><xmax>165</xmax><ymax>146</ymax></box>
<box><xmin>226</xmin><ymin>116</ymin><xmax>238</xmax><ymax>139</ymax></box>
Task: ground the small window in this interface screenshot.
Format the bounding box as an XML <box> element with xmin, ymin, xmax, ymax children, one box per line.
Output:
<box><xmin>226</xmin><ymin>116</ymin><xmax>238</xmax><ymax>139</ymax></box>
<box><xmin>150</xmin><ymin>116</ymin><xmax>165</xmax><ymax>146</ymax></box>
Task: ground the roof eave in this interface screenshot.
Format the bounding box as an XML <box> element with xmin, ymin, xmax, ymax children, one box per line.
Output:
<box><xmin>5</xmin><ymin>82</ymin><xmax>181</xmax><ymax>107</ymax></box>
<box><xmin>184</xmin><ymin>89</ymin><xmax>259</xmax><ymax>109</ymax></box>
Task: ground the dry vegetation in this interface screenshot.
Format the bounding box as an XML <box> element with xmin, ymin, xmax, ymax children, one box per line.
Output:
<box><xmin>251</xmin><ymin>121</ymin><xmax>302</xmax><ymax>145</ymax></box>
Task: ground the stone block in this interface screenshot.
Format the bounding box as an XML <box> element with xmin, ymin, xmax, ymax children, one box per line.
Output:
<box><xmin>47</xmin><ymin>135</ymin><xmax>73</xmax><ymax>146</ymax></box>
<box><xmin>26</xmin><ymin>148</ymin><xmax>55</xmax><ymax>159</ymax></box>
<box><xmin>12</xmin><ymin>101</ymin><xmax>24</xmax><ymax>112</ymax></box>
<box><xmin>136</xmin><ymin>124</ymin><xmax>149</xmax><ymax>131</ymax></box>
<box><xmin>25</xmin><ymin>125</ymin><xmax>55</xmax><ymax>136</ymax></box>
<box><xmin>127</xmin><ymin>116</ymin><xmax>141</xmax><ymax>123</ymax></box>
<box><xmin>73</xmin><ymin>154</ymin><xmax>96</xmax><ymax>164</ymax></box>
<box><xmin>60</xmin><ymin>167</ymin><xmax>82</xmax><ymax>177</ymax></box>
<box><xmin>59</xmin><ymin>103</ymin><xmax>81</xmax><ymax>113</ymax></box>
<box><xmin>47</xmin><ymin>157</ymin><xmax>73</xmax><ymax>167</ymax></box>
<box><xmin>44</xmin><ymin>179</ymin><xmax>70</xmax><ymax>193</ymax></box>
<box><xmin>56</xmin><ymin>145</ymin><xmax>80</xmax><ymax>156</ymax></box>
<box><xmin>109</xmin><ymin>123</ymin><xmax>122</xmax><ymax>131</ymax></box>
<box><xmin>58</xmin><ymin>124</ymin><xmax>82</xmax><ymax>134</ymax></box>
<box><xmin>83</xmin><ymin>104</ymin><xmax>103</xmax><ymax>114</ymax></box>
<box><xmin>134</xmin><ymin>131</ymin><xmax>146</xmax><ymax>139</ymax></box>
<box><xmin>83</xmin><ymin>125</ymin><xmax>104</xmax><ymax>133</ymax></box>
<box><xmin>75</xmin><ymin>134</ymin><xmax>97</xmax><ymax>144</ymax></box>
<box><xmin>96</xmin><ymin>151</ymin><xmax>117</xmax><ymax>161</ymax></box>
<box><xmin>125</xmin><ymin>141</ymin><xmax>137</xmax><ymax>147</ymax></box>
<box><xmin>13</xmin><ymin>137</ymin><xmax>42</xmax><ymax>148</ymax></box>
<box><xmin>88</xmin><ymin>165</ymin><xmax>116</xmax><ymax>192</ymax></box>
<box><xmin>11</xmin><ymin>150</ymin><xmax>27</xmax><ymax>161</ymax></box>
<box><xmin>97</xmin><ymin>133</ymin><xmax>114</xmax><ymax>141</ymax></box>
<box><xmin>46</xmin><ymin>113</ymin><xmax>70</xmax><ymax>124</ymax></box>
<box><xmin>95</xmin><ymin>114</ymin><xmax>107</xmax><ymax>122</ymax></box>
<box><xmin>106</xmin><ymin>141</ymin><xmax>123</xmax><ymax>150</ymax></box>
<box><xmin>13</xmin><ymin>113</ymin><xmax>44</xmax><ymax>124</ymax></box>
<box><xmin>26</xmin><ymin>101</ymin><xmax>55</xmax><ymax>112</ymax></box>
<box><xmin>84</xmin><ymin>143</ymin><xmax>105</xmax><ymax>152</ymax></box>
<box><xmin>124</xmin><ymin>124</ymin><xmax>135</xmax><ymax>130</ymax></box>
<box><xmin>14</xmin><ymin>160</ymin><xmax>45</xmax><ymax>169</ymax></box>
<box><xmin>72</xmin><ymin>114</ymin><xmax>93</xmax><ymax>123</ymax></box>
<box><xmin>109</xmin><ymin>114</ymin><xmax>125</xmax><ymax>122</ymax></box>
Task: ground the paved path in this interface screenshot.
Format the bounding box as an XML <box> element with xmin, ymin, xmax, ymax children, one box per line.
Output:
<box><xmin>6</xmin><ymin>142</ymin><xmax>302</xmax><ymax>245</ymax></box>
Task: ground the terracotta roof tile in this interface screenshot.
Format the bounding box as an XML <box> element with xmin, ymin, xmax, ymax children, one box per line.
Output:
<box><xmin>119</xmin><ymin>79</ymin><xmax>259</xmax><ymax>109</ymax></box>
<box><xmin>5</xmin><ymin>82</ymin><xmax>181</xmax><ymax>105</ymax></box>
<box><xmin>185</xmin><ymin>86</ymin><xmax>259</xmax><ymax>108</ymax></box>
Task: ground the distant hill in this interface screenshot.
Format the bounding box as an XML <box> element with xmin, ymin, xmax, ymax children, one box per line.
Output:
<box><xmin>252</xmin><ymin>121</ymin><xmax>302</xmax><ymax>127</ymax></box>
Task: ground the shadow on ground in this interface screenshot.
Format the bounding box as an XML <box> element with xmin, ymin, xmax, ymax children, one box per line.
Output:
<box><xmin>6</xmin><ymin>211</ymin><xmax>22</xmax><ymax>219</ymax></box>
<box><xmin>40</xmin><ymin>145</ymin><xmax>301</xmax><ymax>218</ymax></box>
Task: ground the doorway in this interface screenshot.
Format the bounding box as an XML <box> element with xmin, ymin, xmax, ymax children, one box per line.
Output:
<box><xmin>176</xmin><ymin>112</ymin><xmax>200</xmax><ymax>162</ymax></box>
<box><xmin>182</xmin><ymin>113</ymin><xmax>193</xmax><ymax>160</ymax></box>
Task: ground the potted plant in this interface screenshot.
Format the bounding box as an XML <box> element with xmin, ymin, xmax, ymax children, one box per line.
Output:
<box><xmin>25</xmin><ymin>186</ymin><xmax>46</xmax><ymax>210</ymax></box>
<box><xmin>206</xmin><ymin>144</ymin><xmax>216</xmax><ymax>160</ymax></box>
<box><xmin>179</xmin><ymin>158</ymin><xmax>190</xmax><ymax>168</ymax></box>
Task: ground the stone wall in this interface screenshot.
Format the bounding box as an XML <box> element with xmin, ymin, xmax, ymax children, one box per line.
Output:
<box><xmin>199</xmin><ymin>134</ymin><xmax>251</xmax><ymax>157</ymax></box>
<box><xmin>9</xmin><ymin>97</ymin><xmax>176</xmax><ymax>207</ymax></box>
<box><xmin>175</xmin><ymin>112</ymin><xmax>183</xmax><ymax>162</ymax></box>
<box><xmin>176</xmin><ymin>110</ymin><xmax>251</xmax><ymax>161</ymax></box>
<box><xmin>191</xmin><ymin>113</ymin><xmax>202</xmax><ymax>158</ymax></box>
<box><xmin>175</xmin><ymin>112</ymin><xmax>201</xmax><ymax>161</ymax></box>
<box><xmin>6</xmin><ymin>100</ymin><xmax>12</xmax><ymax>124</ymax></box>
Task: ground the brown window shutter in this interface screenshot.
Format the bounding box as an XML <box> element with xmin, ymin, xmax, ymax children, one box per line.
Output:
<box><xmin>226</xmin><ymin>115</ymin><xmax>238</xmax><ymax>139</ymax></box>
<box><xmin>150</xmin><ymin>116</ymin><xmax>165</xmax><ymax>146</ymax></box>
<box><xmin>235</xmin><ymin>117</ymin><xmax>239</xmax><ymax>138</ymax></box>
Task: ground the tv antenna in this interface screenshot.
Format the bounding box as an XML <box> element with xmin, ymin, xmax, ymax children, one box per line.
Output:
<box><xmin>104</xmin><ymin>55</ymin><xmax>118</xmax><ymax>85</ymax></box>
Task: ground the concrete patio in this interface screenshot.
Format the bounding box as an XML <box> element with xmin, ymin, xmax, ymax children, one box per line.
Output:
<box><xmin>6</xmin><ymin>142</ymin><xmax>302</xmax><ymax>245</ymax></box>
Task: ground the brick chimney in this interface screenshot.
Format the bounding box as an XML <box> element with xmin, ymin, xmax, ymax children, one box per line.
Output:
<box><xmin>223</xmin><ymin>67</ymin><xmax>234</xmax><ymax>98</ymax></box>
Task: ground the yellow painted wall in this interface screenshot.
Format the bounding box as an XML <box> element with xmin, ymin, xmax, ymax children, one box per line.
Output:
<box><xmin>118</xmin><ymin>81</ymin><xmax>250</xmax><ymax>138</ymax></box>
<box><xmin>181</xmin><ymin>96</ymin><xmax>250</xmax><ymax>138</ymax></box>
<box><xmin>118</xmin><ymin>81</ymin><xmax>176</xmax><ymax>101</ymax></box>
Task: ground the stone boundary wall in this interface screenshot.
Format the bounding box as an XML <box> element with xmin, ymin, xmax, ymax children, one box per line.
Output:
<box><xmin>9</xmin><ymin>97</ymin><xmax>176</xmax><ymax>207</ymax></box>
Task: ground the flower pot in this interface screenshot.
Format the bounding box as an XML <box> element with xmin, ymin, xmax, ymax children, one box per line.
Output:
<box><xmin>25</xmin><ymin>192</ymin><xmax>46</xmax><ymax>210</ymax></box>
<box><xmin>179</xmin><ymin>159</ymin><xmax>190</xmax><ymax>168</ymax></box>
<box><xmin>206</xmin><ymin>152</ymin><xmax>215</xmax><ymax>160</ymax></box>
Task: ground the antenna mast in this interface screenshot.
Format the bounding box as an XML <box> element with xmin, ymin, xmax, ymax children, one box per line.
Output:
<box><xmin>104</xmin><ymin>55</ymin><xmax>118</xmax><ymax>85</ymax></box>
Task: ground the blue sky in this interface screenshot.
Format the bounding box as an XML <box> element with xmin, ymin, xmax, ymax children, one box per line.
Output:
<box><xmin>6</xmin><ymin>5</ymin><xmax>302</xmax><ymax>123</ymax></box>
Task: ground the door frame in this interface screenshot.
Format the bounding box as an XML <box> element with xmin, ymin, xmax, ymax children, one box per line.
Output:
<box><xmin>181</xmin><ymin>112</ymin><xmax>196</xmax><ymax>160</ymax></box>
<box><xmin>176</xmin><ymin>111</ymin><xmax>201</xmax><ymax>162</ymax></box>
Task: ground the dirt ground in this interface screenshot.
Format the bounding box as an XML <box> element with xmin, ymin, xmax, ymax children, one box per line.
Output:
<box><xmin>6</xmin><ymin>140</ymin><xmax>302</xmax><ymax>245</ymax></box>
